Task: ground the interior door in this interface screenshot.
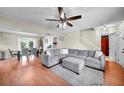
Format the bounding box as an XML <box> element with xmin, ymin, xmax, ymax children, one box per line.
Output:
<box><xmin>101</xmin><ymin>36</ymin><xmax>109</xmax><ymax>56</ymax></box>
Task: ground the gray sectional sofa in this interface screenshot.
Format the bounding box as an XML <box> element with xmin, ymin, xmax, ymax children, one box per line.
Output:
<box><xmin>42</xmin><ymin>48</ymin><xmax>105</xmax><ymax>70</ymax></box>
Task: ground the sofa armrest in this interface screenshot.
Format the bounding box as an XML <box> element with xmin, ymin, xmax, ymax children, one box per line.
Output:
<box><xmin>99</xmin><ymin>54</ymin><xmax>106</xmax><ymax>70</ymax></box>
<box><xmin>42</xmin><ymin>54</ymin><xmax>52</xmax><ymax>67</ymax></box>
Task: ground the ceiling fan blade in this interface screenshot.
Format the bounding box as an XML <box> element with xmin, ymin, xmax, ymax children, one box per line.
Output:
<box><xmin>66</xmin><ymin>22</ymin><xmax>73</xmax><ymax>27</ymax></box>
<box><xmin>58</xmin><ymin>7</ymin><xmax>65</xmax><ymax>19</ymax></box>
<box><xmin>67</xmin><ymin>15</ymin><xmax>82</xmax><ymax>21</ymax></box>
<box><xmin>46</xmin><ymin>19</ymin><xmax>60</xmax><ymax>21</ymax></box>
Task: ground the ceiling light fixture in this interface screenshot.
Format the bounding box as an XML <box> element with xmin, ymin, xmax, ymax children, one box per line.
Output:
<box><xmin>103</xmin><ymin>25</ymin><xmax>108</xmax><ymax>30</ymax></box>
<box><xmin>63</xmin><ymin>22</ymin><xmax>67</xmax><ymax>28</ymax></box>
<box><xmin>59</xmin><ymin>23</ymin><xmax>62</xmax><ymax>28</ymax></box>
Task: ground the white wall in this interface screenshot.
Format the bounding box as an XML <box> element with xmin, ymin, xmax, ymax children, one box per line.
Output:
<box><xmin>58</xmin><ymin>25</ymin><xmax>118</xmax><ymax>51</ymax></box>
<box><xmin>57</xmin><ymin>36</ymin><xmax>65</xmax><ymax>48</ymax></box>
<box><xmin>0</xmin><ymin>16</ymin><xmax>61</xmax><ymax>36</ymax></box>
<box><xmin>60</xmin><ymin>31</ymin><xmax>83</xmax><ymax>49</ymax></box>
<box><xmin>60</xmin><ymin>30</ymin><xmax>100</xmax><ymax>50</ymax></box>
<box><xmin>79</xmin><ymin>29</ymin><xmax>100</xmax><ymax>50</ymax></box>
<box><xmin>43</xmin><ymin>36</ymin><xmax>54</xmax><ymax>51</ymax></box>
<box><xmin>0</xmin><ymin>32</ymin><xmax>40</xmax><ymax>51</ymax></box>
<box><xmin>116</xmin><ymin>21</ymin><xmax>124</xmax><ymax>68</ymax></box>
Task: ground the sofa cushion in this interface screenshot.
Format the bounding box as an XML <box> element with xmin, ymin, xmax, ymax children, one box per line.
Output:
<box><xmin>68</xmin><ymin>49</ymin><xmax>78</xmax><ymax>56</ymax></box>
<box><xmin>53</xmin><ymin>49</ymin><xmax>61</xmax><ymax>55</ymax></box>
<box><xmin>76</xmin><ymin>56</ymin><xmax>86</xmax><ymax>59</ymax></box>
<box><xmin>85</xmin><ymin>57</ymin><xmax>101</xmax><ymax>65</ymax></box>
<box><xmin>67</xmin><ymin>54</ymin><xmax>86</xmax><ymax>59</ymax></box>
<box><xmin>55</xmin><ymin>54</ymin><xmax>66</xmax><ymax>59</ymax></box>
<box><xmin>78</xmin><ymin>50</ymin><xmax>88</xmax><ymax>57</ymax></box>
<box><xmin>85</xmin><ymin>60</ymin><xmax>101</xmax><ymax>69</ymax></box>
<box><xmin>88</xmin><ymin>50</ymin><xmax>95</xmax><ymax>57</ymax></box>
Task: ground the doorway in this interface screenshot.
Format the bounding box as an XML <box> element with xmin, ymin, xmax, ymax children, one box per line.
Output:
<box><xmin>101</xmin><ymin>35</ymin><xmax>109</xmax><ymax>56</ymax></box>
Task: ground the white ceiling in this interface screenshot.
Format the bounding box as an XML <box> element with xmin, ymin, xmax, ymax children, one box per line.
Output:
<box><xmin>0</xmin><ymin>7</ymin><xmax>124</xmax><ymax>35</ymax></box>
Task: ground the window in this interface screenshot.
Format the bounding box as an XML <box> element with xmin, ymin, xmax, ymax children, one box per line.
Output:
<box><xmin>21</xmin><ymin>41</ymin><xmax>27</xmax><ymax>49</ymax></box>
<box><xmin>18</xmin><ymin>38</ymin><xmax>36</xmax><ymax>50</ymax></box>
<box><xmin>29</xmin><ymin>41</ymin><xmax>33</xmax><ymax>48</ymax></box>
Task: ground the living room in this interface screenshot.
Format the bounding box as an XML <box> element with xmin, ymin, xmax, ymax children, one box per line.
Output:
<box><xmin>0</xmin><ymin>7</ymin><xmax>124</xmax><ymax>86</ymax></box>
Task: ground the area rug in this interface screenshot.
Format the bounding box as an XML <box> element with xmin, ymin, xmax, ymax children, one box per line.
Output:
<box><xmin>50</xmin><ymin>64</ymin><xmax>104</xmax><ymax>86</ymax></box>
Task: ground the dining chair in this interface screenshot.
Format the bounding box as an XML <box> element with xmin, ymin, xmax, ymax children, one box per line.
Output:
<box><xmin>21</xmin><ymin>48</ymin><xmax>29</xmax><ymax>57</ymax></box>
<box><xmin>30</xmin><ymin>48</ymin><xmax>37</xmax><ymax>56</ymax></box>
<box><xmin>20</xmin><ymin>48</ymin><xmax>29</xmax><ymax>65</ymax></box>
<box><xmin>29</xmin><ymin>48</ymin><xmax>37</xmax><ymax>61</ymax></box>
<box><xmin>8</xmin><ymin>49</ymin><xmax>18</xmax><ymax>57</ymax></box>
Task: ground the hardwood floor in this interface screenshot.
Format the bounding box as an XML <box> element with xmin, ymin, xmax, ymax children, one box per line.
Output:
<box><xmin>0</xmin><ymin>57</ymin><xmax>124</xmax><ymax>86</ymax></box>
<box><xmin>104</xmin><ymin>60</ymin><xmax>124</xmax><ymax>86</ymax></box>
<box><xmin>0</xmin><ymin>57</ymin><xmax>69</xmax><ymax>86</ymax></box>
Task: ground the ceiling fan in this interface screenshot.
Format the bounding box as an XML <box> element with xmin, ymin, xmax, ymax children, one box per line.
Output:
<box><xmin>46</xmin><ymin>7</ymin><xmax>82</xmax><ymax>28</ymax></box>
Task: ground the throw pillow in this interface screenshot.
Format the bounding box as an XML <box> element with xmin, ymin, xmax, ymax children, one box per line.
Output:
<box><xmin>46</xmin><ymin>50</ymin><xmax>51</xmax><ymax>56</ymax></box>
<box><xmin>94</xmin><ymin>51</ymin><xmax>103</xmax><ymax>59</ymax></box>
<box><xmin>62</xmin><ymin>49</ymin><xmax>68</xmax><ymax>54</ymax></box>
